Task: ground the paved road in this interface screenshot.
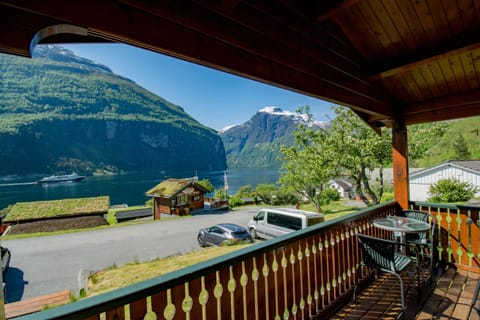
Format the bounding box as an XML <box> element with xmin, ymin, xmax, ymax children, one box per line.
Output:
<box><xmin>2</xmin><ymin>207</ymin><xmax>260</xmax><ymax>302</ymax></box>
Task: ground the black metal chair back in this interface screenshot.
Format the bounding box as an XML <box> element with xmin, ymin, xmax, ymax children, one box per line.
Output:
<box><xmin>355</xmin><ymin>234</ymin><xmax>413</xmax><ymax>313</ymax></box>
<box><xmin>401</xmin><ymin>209</ymin><xmax>437</xmax><ymax>276</ymax></box>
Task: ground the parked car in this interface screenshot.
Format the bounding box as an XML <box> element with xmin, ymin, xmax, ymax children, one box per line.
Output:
<box><xmin>248</xmin><ymin>208</ymin><xmax>324</xmax><ymax>240</ymax></box>
<box><xmin>1</xmin><ymin>246</ymin><xmax>10</xmax><ymax>273</ymax></box>
<box><xmin>197</xmin><ymin>223</ymin><xmax>254</xmax><ymax>247</ymax></box>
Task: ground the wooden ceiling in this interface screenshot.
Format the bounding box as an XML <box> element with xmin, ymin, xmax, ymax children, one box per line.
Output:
<box><xmin>1</xmin><ymin>0</ymin><xmax>480</xmax><ymax>130</ymax></box>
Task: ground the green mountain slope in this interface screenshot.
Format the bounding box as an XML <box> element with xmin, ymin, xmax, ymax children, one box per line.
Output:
<box><xmin>0</xmin><ymin>45</ymin><xmax>226</xmax><ymax>175</ymax></box>
<box><xmin>410</xmin><ymin>117</ymin><xmax>480</xmax><ymax>167</ymax></box>
<box><xmin>220</xmin><ymin>107</ymin><xmax>327</xmax><ymax>168</ymax></box>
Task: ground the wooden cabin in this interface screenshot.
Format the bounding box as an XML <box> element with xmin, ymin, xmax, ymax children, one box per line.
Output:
<box><xmin>146</xmin><ymin>178</ymin><xmax>209</xmax><ymax>219</ymax></box>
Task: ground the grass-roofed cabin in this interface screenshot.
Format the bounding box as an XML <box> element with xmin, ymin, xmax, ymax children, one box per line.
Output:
<box><xmin>146</xmin><ymin>178</ymin><xmax>209</xmax><ymax>219</ymax></box>
<box><xmin>4</xmin><ymin>196</ymin><xmax>110</xmax><ymax>234</ymax></box>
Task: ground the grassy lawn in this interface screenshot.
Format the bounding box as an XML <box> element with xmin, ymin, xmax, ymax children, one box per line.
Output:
<box><xmin>298</xmin><ymin>200</ymin><xmax>363</xmax><ymax>218</ymax></box>
<box><xmin>85</xmin><ymin>244</ymin><xmax>252</xmax><ymax>297</ymax></box>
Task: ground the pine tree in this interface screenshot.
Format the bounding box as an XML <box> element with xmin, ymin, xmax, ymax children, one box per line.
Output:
<box><xmin>453</xmin><ymin>133</ymin><xmax>471</xmax><ymax>160</ymax></box>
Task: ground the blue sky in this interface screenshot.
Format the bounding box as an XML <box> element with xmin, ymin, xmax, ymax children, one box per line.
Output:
<box><xmin>62</xmin><ymin>44</ymin><xmax>333</xmax><ymax>130</ymax></box>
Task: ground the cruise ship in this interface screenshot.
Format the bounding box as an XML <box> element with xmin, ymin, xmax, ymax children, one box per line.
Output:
<box><xmin>37</xmin><ymin>172</ymin><xmax>85</xmax><ymax>184</ymax></box>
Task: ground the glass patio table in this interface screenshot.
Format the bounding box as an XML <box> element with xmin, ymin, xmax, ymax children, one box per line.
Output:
<box><xmin>373</xmin><ymin>216</ymin><xmax>430</xmax><ymax>234</ymax></box>
<box><xmin>372</xmin><ymin>216</ymin><xmax>430</xmax><ymax>254</ymax></box>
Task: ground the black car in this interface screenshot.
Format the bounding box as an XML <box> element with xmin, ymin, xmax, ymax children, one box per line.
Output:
<box><xmin>197</xmin><ymin>223</ymin><xmax>254</xmax><ymax>247</ymax></box>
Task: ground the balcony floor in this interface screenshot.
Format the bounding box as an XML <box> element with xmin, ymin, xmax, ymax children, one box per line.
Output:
<box><xmin>330</xmin><ymin>266</ymin><xmax>479</xmax><ymax>320</ymax></box>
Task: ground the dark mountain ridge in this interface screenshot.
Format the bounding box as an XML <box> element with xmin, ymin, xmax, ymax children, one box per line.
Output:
<box><xmin>0</xmin><ymin>45</ymin><xmax>226</xmax><ymax>175</ymax></box>
<box><xmin>219</xmin><ymin>106</ymin><xmax>327</xmax><ymax>168</ymax></box>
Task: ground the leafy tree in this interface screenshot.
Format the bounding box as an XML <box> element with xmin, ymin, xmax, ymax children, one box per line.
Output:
<box><xmin>197</xmin><ymin>179</ymin><xmax>214</xmax><ymax>193</ymax></box>
<box><xmin>234</xmin><ymin>185</ymin><xmax>254</xmax><ymax>198</ymax></box>
<box><xmin>408</xmin><ymin>122</ymin><xmax>448</xmax><ymax>166</ymax></box>
<box><xmin>452</xmin><ymin>133</ymin><xmax>471</xmax><ymax>160</ymax></box>
<box><xmin>428</xmin><ymin>178</ymin><xmax>477</xmax><ymax>202</ymax></box>
<box><xmin>280</xmin><ymin>106</ymin><xmax>391</xmax><ymax>208</ymax></box>
<box><xmin>322</xmin><ymin>106</ymin><xmax>391</xmax><ymax>206</ymax></box>
<box><xmin>255</xmin><ymin>184</ymin><xmax>279</xmax><ymax>204</ymax></box>
<box><xmin>213</xmin><ymin>188</ymin><xmax>228</xmax><ymax>200</ymax></box>
<box><xmin>279</xmin><ymin>106</ymin><xmax>338</xmax><ymax>212</ymax></box>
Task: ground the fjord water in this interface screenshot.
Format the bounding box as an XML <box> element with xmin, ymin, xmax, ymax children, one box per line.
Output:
<box><xmin>0</xmin><ymin>168</ymin><xmax>279</xmax><ymax>209</ymax></box>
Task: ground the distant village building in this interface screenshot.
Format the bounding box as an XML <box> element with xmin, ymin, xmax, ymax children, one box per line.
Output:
<box><xmin>409</xmin><ymin>160</ymin><xmax>480</xmax><ymax>202</ymax></box>
<box><xmin>146</xmin><ymin>178</ymin><xmax>209</xmax><ymax>219</ymax></box>
<box><xmin>329</xmin><ymin>179</ymin><xmax>354</xmax><ymax>199</ymax></box>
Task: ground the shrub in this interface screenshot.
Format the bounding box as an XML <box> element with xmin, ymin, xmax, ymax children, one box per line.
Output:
<box><xmin>145</xmin><ymin>199</ymin><xmax>153</xmax><ymax>207</ymax></box>
<box><xmin>321</xmin><ymin>187</ymin><xmax>340</xmax><ymax>205</ymax></box>
<box><xmin>380</xmin><ymin>192</ymin><xmax>394</xmax><ymax>203</ymax></box>
<box><xmin>428</xmin><ymin>178</ymin><xmax>477</xmax><ymax>203</ymax></box>
<box><xmin>228</xmin><ymin>196</ymin><xmax>244</xmax><ymax>208</ymax></box>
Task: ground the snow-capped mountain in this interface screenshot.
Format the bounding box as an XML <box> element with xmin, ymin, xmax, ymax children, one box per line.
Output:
<box><xmin>219</xmin><ymin>106</ymin><xmax>328</xmax><ymax>168</ymax></box>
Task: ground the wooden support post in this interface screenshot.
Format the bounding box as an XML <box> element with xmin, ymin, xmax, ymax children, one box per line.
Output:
<box><xmin>392</xmin><ymin>121</ymin><xmax>409</xmax><ymax>209</ymax></box>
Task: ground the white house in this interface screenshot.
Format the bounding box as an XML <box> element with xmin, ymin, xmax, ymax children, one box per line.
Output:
<box><xmin>409</xmin><ymin>160</ymin><xmax>480</xmax><ymax>201</ymax></box>
<box><xmin>329</xmin><ymin>179</ymin><xmax>354</xmax><ymax>199</ymax></box>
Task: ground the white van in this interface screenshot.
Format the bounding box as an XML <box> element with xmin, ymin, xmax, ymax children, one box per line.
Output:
<box><xmin>247</xmin><ymin>208</ymin><xmax>325</xmax><ymax>240</ymax></box>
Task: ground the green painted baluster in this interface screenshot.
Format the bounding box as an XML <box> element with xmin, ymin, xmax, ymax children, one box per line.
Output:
<box><xmin>281</xmin><ymin>249</ymin><xmax>289</xmax><ymax>320</ymax></box>
<box><xmin>312</xmin><ymin>239</ymin><xmax>319</xmax><ymax>311</ymax></box>
<box><xmin>163</xmin><ymin>289</ymin><xmax>176</xmax><ymax>320</ymax></box>
<box><xmin>199</xmin><ymin>277</ymin><xmax>209</xmax><ymax>320</ymax></box>
<box><xmin>349</xmin><ymin>228</ymin><xmax>354</xmax><ymax>284</ymax></box>
<box><xmin>251</xmin><ymin>258</ymin><xmax>259</xmax><ymax>320</ymax></box>
<box><xmin>456</xmin><ymin>209</ymin><xmax>464</xmax><ymax>264</ymax></box>
<box><xmin>330</xmin><ymin>234</ymin><xmax>338</xmax><ymax>300</ymax></box>
<box><xmin>228</xmin><ymin>267</ymin><xmax>236</xmax><ymax>320</ymax></box>
<box><xmin>338</xmin><ymin>232</ymin><xmax>344</xmax><ymax>293</ymax></box>
<box><xmin>304</xmin><ymin>241</ymin><xmax>312</xmax><ymax>315</ymax></box>
<box><xmin>214</xmin><ymin>272</ymin><xmax>223</xmax><ymax>319</ymax></box>
<box><xmin>466</xmin><ymin>209</ymin><xmax>474</xmax><ymax>267</ymax></box>
<box><xmin>436</xmin><ymin>208</ymin><xmax>443</xmax><ymax>262</ymax></box>
<box><xmin>272</xmin><ymin>252</ymin><xmax>280</xmax><ymax>320</ymax></box>
<box><xmin>297</xmin><ymin>244</ymin><xmax>305</xmax><ymax>315</ymax></box>
<box><xmin>446</xmin><ymin>208</ymin><xmax>453</xmax><ymax>263</ymax></box>
<box><xmin>262</xmin><ymin>254</ymin><xmax>270</xmax><ymax>320</ymax></box>
<box><xmin>288</xmin><ymin>247</ymin><xmax>297</xmax><ymax>317</ymax></box>
<box><xmin>319</xmin><ymin>239</ymin><xmax>325</xmax><ymax>308</ymax></box>
<box><xmin>326</xmin><ymin>236</ymin><xmax>332</xmax><ymax>304</ymax></box>
<box><xmin>240</xmin><ymin>261</ymin><xmax>249</xmax><ymax>320</ymax></box>
<box><xmin>144</xmin><ymin>296</ymin><xmax>157</xmax><ymax>320</ymax></box>
<box><xmin>182</xmin><ymin>283</ymin><xmax>193</xmax><ymax>320</ymax></box>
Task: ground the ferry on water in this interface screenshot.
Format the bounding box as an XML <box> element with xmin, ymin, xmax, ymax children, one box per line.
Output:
<box><xmin>37</xmin><ymin>172</ymin><xmax>85</xmax><ymax>184</ymax></box>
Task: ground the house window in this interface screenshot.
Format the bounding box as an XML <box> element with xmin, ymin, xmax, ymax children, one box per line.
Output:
<box><xmin>193</xmin><ymin>196</ymin><xmax>201</xmax><ymax>201</ymax></box>
<box><xmin>177</xmin><ymin>194</ymin><xmax>188</xmax><ymax>205</ymax></box>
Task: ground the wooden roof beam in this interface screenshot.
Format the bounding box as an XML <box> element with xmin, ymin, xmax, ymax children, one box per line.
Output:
<box><xmin>369</xmin><ymin>29</ymin><xmax>480</xmax><ymax>80</ymax></box>
<box><xmin>403</xmin><ymin>90</ymin><xmax>480</xmax><ymax>125</ymax></box>
<box><xmin>404</xmin><ymin>91</ymin><xmax>480</xmax><ymax>115</ymax></box>
<box><xmin>316</xmin><ymin>0</ymin><xmax>361</xmax><ymax>23</ymax></box>
<box><xmin>404</xmin><ymin>104</ymin><xmax>480</xmax><ymax>125</ymax></box>
<box><xmin>1</xmin><ymin>0</ymin><xmax>393</xmax><ymax>118</ymax></box>
<box><xmin>120</xmin><ymin>0</ymin><xmax>392</xmax><ymax>109</ymax></box>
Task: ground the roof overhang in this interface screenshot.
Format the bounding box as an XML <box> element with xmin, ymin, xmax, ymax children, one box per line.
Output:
<box><xmin>2</xmin><ymin>1</ymin><xmax>480</xmax><ymax>129</ymax></box>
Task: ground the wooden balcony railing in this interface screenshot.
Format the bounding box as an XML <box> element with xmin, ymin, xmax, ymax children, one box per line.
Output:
<box><xmin>16</xmin><ymin>201</ymin><xmax>402</xmax><ymax>319</ymax></box>
<box><xmin>13</xmin><ymin>201</ymin><xmax>479</xmax><ymax>319</ymax></box>
<box><xmin>409</xmin><ymin>201</ymin><xmax>480</xmax><ymax>272</ymax></box>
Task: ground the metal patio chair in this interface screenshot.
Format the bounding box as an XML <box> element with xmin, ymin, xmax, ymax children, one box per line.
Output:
<box><xmin>400</xmin><ymin>210</ymin><xmax>437</xmax><ymax>278</ymax></box>
<box><xmin>354</xmin><ymin>234</ymin><xmax>417</xmax><ymax>313</ymax></box>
